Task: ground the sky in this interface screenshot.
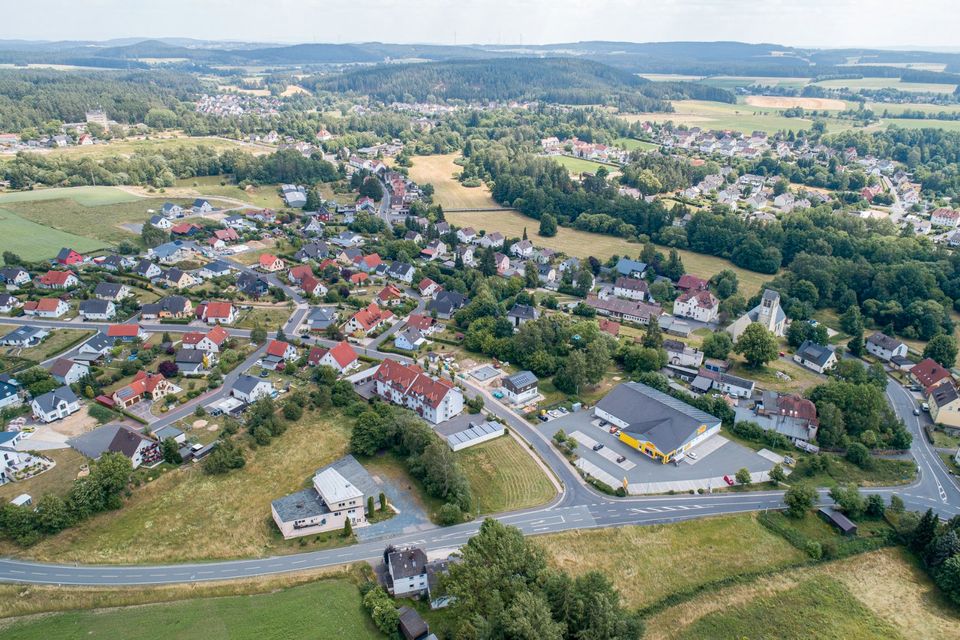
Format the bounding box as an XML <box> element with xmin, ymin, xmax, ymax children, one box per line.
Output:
<box><xmin>5</xmin><ymin>0</ymin><xmax>960</xmax><ymax>50</ymax></box>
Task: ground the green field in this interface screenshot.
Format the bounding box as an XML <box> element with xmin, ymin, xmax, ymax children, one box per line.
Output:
<box><xmin>614</xmin><ymin>137</ymin><xmax>660</xmax><ymax>152</ymax></box>
<box><xmin>697</xmin><ymin>76</ymin><xmax>812</xmax><ymax>90</ymax></box>
<box><xmin>0</xmin><ymin>208</ymin><xmax>107</xmax><ymax>263</ymax></box>
<box><xmin>868</xmin><ymin>102</ymin><xmax>960</xmax><ymax>116</ymax></box>
<box><xmin>456</xmin><ymin>435</ymin><xmax>556</xmax><ymax>514</ymax></box>
<box><xmin>676</xmin><ymin>575</ymin><xmax>899</xmax><ymax>640</ymax></box>
<box><xmin>881</xmin><ymin>118</ymin><xmax>960</xmax><ymax>132</ymax></box>
<box><xmin>28</xmin><ymin>136</ymin><xmax>268</xmax><ymax>161</ymax></box>
<box><xmin>0</xmin><ymin>197</ymin><xmax>167</xmax><ymax>247</ymax></box>
<box><xmin>813</xmin><ymin>77</ymin><xmax>958</xmax><ymax>94</ymax></box>
<box><xmin>0</xmin><ymin>186</ymin><xmax>141</xmax><ymax>206</ymax></box>
<box><xmin>173</xmin><ymin>175</ymin><xmax>285</xmax><ymax>209</ymax></box>
<box><xmin>619</xmin><ymin>100</ymin><xmax>854</xmax><ymax>135</ymax></box>
<box><xmin>0</xmin><ymin>578</ymin><xmax>382</xmax><ymax>640</ymax></box>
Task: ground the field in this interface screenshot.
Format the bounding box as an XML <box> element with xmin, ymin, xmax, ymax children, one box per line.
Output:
<box><xmin>408</xmin><ymin>154</ymin><xmax>504</xmax><ymax>210</ymax></box>
<box><xmin>645</xmin><ymin>548</ymin><xmax>960</xmax><ymax>640</ymax></box>
<box><xmin>813</xmin><ymin>77</ymin><xmax>958</xmax><ymax>94</ymax></box>
<box><xmin>172</xmin><ymin>175</ymin><xmax>285</xmax><ymax>209</ymax></box>
<box><xmin>745</xmin><ymin>95</ymin><xmax>847</xmax><ymax>110</ymax></box>
<box><xmin>0</xmin><ymin>448</ymin><xmax>87</xmax><ymax>503</ymax></box>
<box><xmin>0</xmin><ymin>187</ymin><xmax>141</xmax><ymax>207</ymax></box>
<box><xmin>4</xmin><ymin>411</ymin><xmax>354</xmax><ymax>563</ymax></box>
<box><xmin>881</xmin><ymin>118</ymin><xmax>960</xmax><ymax>132</ymax></box>
<box><xmin>618</xmin><ymin>100</ymin><xmax>853</xmax><ymax>135</ymax></box>
<box><xmin>536</xmin><ymin>513</ymin><xmax>807</xmax><ymax>610</ymax></box>
<box><xmin>456</xmin><ymin>435</ymin><xmax>556</xmax><ymax>514</ymax></box>
<box><xmin>868</xmin><ymin>102</ymin><xmax>960</xmax><ymax>116</ymax></box>
<box><xmin>697</xmin><ymin>76</ymin><xmax>812</xmax><ymax>90</ymax></box>
<box><xmin>0</xmin><ymin>208</ymin><xmax>107</xmax><ymax>263</ymax></box>
<box><xmin>0</xmin><ymin>577</ymin><xmax>382</xmax><ymax>640</ymax></box>
<box><xmin>441</xmin><ymin>209</ymin><xmax>774</xmax><ymax>296</ymax></box>
<box><xmin>8</xmin><ymin>136</ymin><xmax>266</xmax><ymax>162</ymax></box>
<box><xmin>614</xmin><ymin>137</ymin><xmax>660</xmax><ymax>152</ymax></box>
<box><xmin>234</xmin><ymin>304</ymin><xmax>294</xmax><ymax>331</ymax></box>
<box><xmin>549</xmin><ymin>155</ymin><xmax>614</xmax><ymax>175</ymax></box>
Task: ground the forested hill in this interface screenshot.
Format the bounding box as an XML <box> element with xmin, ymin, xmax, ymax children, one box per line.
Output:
<box><xmin>318</xmin><ymin>58</ymin><xmax>734</xmax><ymax>108</ymax></box>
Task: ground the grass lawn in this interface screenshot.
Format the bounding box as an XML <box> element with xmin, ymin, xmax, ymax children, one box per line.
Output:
<box><xmin>456</xmin><ymin>435</ymin><xmax>556</xmax><ymax>514</ymax></box>
<box><xmin>33</xmin><ymin>136</ymin><xmax>263</xmax><ymax>161</ymax></box>
<box><xmin>644</xmin><ymin>546</ymin><xmax>959</xmax><ymax>640</ymax></box>
<box><xmin>0</xmin><ymin>448</ymin><xmax>86</xmax><ymax>502</ymax></box>
<box><xmin>813</xmin><ymin>77</ymin><xmax>958</xmax><ymax>94</ymax></box>
<box><xmin>729</xmin><ymin>358</ymin><xmax>825</xmax><ymax>394</ymax></box>
<box><xmin>17</xmin><ymin>329</ymin><xmax>94</xmax><ymax>363</ymax></box>
<box><xmin>0</xmin><ymin>186</ymin><xmax>141</xmax><ymax>207</ymax></box>
<box><xmin>235</xmin><ymin>304</ymin><xmax>294</xmax><ymax>331</ymax></box>
<box><xmin>443</xmin><ymin>209</ymin><xmax>774</xmax><ymax>296</ymax></box>
<box><xmin>4</xmin><ymin>410</ymin><xmax>354</xmax><ymax>563</ymax></box>
<box><xmin>618</xmin><ymin>100</ymin><xmax>856</xmax><ymax>135</ymax></box>
<box><xmin>614</xmin><ymin>137</ymin><xmax>660</xmax><ymax>152</ymax></box>
<box><xmin>931</xmin><ymin>428</ymin><xmax>960</xmax><ymax>449</ymax></box>
<box><xmin>0</xmin><ymin>577</ymin><xmax>382</xmax><ymax>640</ymax></box>
<box><xmin>549</xmin><ymin>155</ymin><xmax>613</xmax><ymax>175</ymax></box>
<box><xmin>173</xmin><ymin>175</ymin><xmax>285</xmax><ymax>209</ymax></box>
<box><xmin>696</xmin><ymin>76</ymin><xmax>812</xmax><ymax>90</ymax></box>
<box><xmin>0</xmin><ymin>208</ymin><xmax>107</xmax><ymax>263</ymax></box>
<box><xmin>408</xmin><ymin>154</ymin><xmax>504</xmax><ymax>210</ymax></box>
<box><xmin>536</xmin><ymin>513</ymin><xmax>807</xmax><ymax>610</ymax></box>
<box><xmin>675</xmin><ymin>574</ymin><xmax>900</xmax><ymax>640</ymax></box>
<box><xmin>868</xmin><ymin>102</ymin><xmax>960</xmax><ymax>116</ymax></box>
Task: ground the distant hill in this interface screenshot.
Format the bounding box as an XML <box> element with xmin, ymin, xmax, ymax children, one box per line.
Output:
<box><xmin>317</xmin><ymin>57</ymin><xmax>734</xmax><ymax>108</ymax></box>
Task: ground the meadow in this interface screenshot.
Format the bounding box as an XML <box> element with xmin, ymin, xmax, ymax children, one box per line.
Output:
<box><xmin>0</xmin><ymin>208</ymin><xmax>107</xmax><ymax>263</ymax></box>
<box><xmin>442</xmin><ymin>209</ymin><xmax>774</xmax><ymax>296</ymax></box>
<box><xmin>172</xmin><ymin>175</ymin><xmax>285</xmax><ymax>209</ymax></box>
<box><xmin>3</xmin><ymin>411</ymin><xmax>355</xmax><ymax>564</ymax></box>
<box><xmin>0</xmin><ymin>577</ymin><xmax>382</xmax><ymax>640</ymax></box>
<box><xmin>813</xmin><ymin>77</ymin><xmax>958</xmax><ymax>94</ymax></box>
<box><xmin>408</xmin><ymin>154</ymin><xmax>504</xmax><ymax>210</ymax></box>
<box><xmin>549</xmin><ymin>155</ymin><xmax>614</xmax><ymax>175</ymax></box>
<box><xmin>614</xmin><ymin>137</ymin><xmax>660</xmax><ymax>152</ymax></box>
<box><xmin>23</xmin><ymin>136</ymin><xmax>271</xmax><ymax>161</ymax></box>
<box><xmin>456</xmin><ymin>435</ymin><xmax>556</xmax><ymax>514</ymax></box>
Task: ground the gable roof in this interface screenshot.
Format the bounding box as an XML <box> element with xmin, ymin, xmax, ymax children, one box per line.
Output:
<box><xmin>913</xmin><ymin>358</ymin><xmax>952</xmax><ymax>390</ymax></box>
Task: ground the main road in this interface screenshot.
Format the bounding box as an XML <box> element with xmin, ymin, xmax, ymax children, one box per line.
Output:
<box><xmin>2</xmin><ymin>295</ymin><xmax>959</xmax><ymax>584</ymax></box>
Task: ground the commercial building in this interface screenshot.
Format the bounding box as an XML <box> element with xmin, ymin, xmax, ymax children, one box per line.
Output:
<box><xmin>271</xmin><ymin>467</ymin><xmax>367</xmax><ymax>539</ymax></box>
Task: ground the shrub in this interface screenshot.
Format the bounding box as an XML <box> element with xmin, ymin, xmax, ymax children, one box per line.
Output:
<box><xmin>437</xmin><ymin>502</ymin><xmax>463</xmax><ymax>526</ymax></box>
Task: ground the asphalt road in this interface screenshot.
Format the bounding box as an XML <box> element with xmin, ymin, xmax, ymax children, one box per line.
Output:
<box><xmin>3</xmin><ymin>285</ymin><xmax>960</xmax><ymax>584</ymax></box>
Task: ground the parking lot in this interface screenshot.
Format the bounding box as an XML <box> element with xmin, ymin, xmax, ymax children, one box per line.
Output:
<box><xmin>540</xmin><ymin>409</ymin><xmax>775</xmax><ymax>494</ymax></box>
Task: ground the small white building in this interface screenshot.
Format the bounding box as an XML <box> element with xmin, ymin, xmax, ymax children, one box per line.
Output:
<box><xmin>271</xmin><ymin>467</ymin><xmax>367</xmax><ymax>539</ymax></box>
<box><xmin>501</xmin><ymin>371</ymin><xmax>539</xmax><ymax>405</ymax></box>
<box><xmin>673</xmin><ymin>290</ymin><xmax>719</xmax><ymax>323</ymax></box>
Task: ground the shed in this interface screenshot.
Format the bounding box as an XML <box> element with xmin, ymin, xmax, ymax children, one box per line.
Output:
<box><xmin>817</xmin><ymin>507</ymin><xmax>858</xmax><ymax>536</ymax></box>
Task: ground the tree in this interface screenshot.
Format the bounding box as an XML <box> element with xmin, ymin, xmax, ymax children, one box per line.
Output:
<box><xmin>641</xmin><ymin>320</ymin><xmax>662</xmax><ymax>349</ymax></box>
<box><xmin>865</xmin><ymin>494</ymin><xmax>886</xmax><ymax>518</ymax></box>
<box><xmin>936</xmin><ymin>555</ymin><xmax>960</xmax><ymax>605</ymax></box>
<box><xmin>769</xmin><ymin>463</ymin><xmax>786</xmax><ymax>484</ymax></box>
<box><xmin>702</xmin><ymin>331</ymin><xmax>733</xmax><ymax>360</ymax></box>
<box><xmin>910</xmin><ymin>509</ymin><xmax>939</xmax><ymax>553</ymax></box>
<box><xmin>379</xmin><ymin>492</ymin><xmax>387</xmax><ymax>511</ymax></box>
<box><xmin>161</xmin><ymin>438</ymin><xmax>182</xmax><ymax>465</ymax></box>
<box><xmin>829</xmin><ymin>484</ymin><xmax>865</xmax><ymax>518</ymax></box>
<box><xmin>924</xmin><ymin>334</ymin><xmax>958</xmax><ymax>368</ymax></box>
<box><xmin>539</xmin><ymin>213</ymin><xmax>558</xmax><ymax>237</ymax></box>
<box><xmin>845</xmin><ymin>442</ymin><xmax>872</xmax><ymax>469</ymax></box>
<box><xmin>784</xmin><ymin>483</ymin><xmax>817</xmax><ymax>518</ymax></box>
<box><xmin>735</xmin><ymin>467</ymin><xmax>751</xmax><ymax>486</ymax></box>
<box><xmin>554</xmin><ymin>350</ymin><xmax>589</xmax><ymax>395</ymax></box>
<box><xmin>2</xmin><ymin>251</ymin><xmax>22</xmax><ymax>266</ymax></box>
<box><xmin>250</xmin><ymin>324</ymin><xmax>267</xmax><ymax>344</ymax></box>
<box><xmin>889</xmin><ymin>494</ymin><xmax>905</xmax><ymax>514</ymax></box>
<box><xmin>367</xmin><ymin>496</ymin><xmax>375</xmax><ymax>515</ymax></box>
<box><xmin>362</xmin><ymin>586</ymin><xmax>400</xmax><ymax>635</ymax></box>
<box><xmin>342</xmin><ymin>517</ymin><xmax>353</xmax><ymax>538</ymax></box>
<box><xmin>847</xmin><ymin>332</ymin><xmax>865</xmax><ymax>356</ymax></box>
<box><xmin>358</xmin><ymin>176</ymin><xmax>384</xmax><ymax>200</ymax></box>
<box><xmin>437</xmin><ymin>502</ymin><xmax>463</xmax><ymax>525</ymax></box>
<box><xmin>141</xmin><ymin>224</ymin><xmax>168</xmax><ymax>249</ymax></box>
<box><xmin>466</xmin><ymin>394</ymin><xmax>484</xmax><ymax>414</ymax></box>
<box><xmin>157</xmin><ymin>361</ymin><xmax>178</xmax><ymax>378</ymax></box>
<box><xmin>734</xmin><ymin>323</ymin><xmax>778</xmax><ymax>368</ymax></box>
<box><xmin>501</xmin><ymin>591</ymin><xmax>564</xmax><ymax>640</ymax></box>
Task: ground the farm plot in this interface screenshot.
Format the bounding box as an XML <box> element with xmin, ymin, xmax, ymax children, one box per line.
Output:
<box><xmin>408</xmin><ymin>154</ymin><xmax>504</xmax><ymax>210</ymax></box>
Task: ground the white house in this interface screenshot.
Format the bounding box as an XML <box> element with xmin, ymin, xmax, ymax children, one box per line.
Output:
<box><xmin>793</xmin><ymin>340</ymin><xmax>838</xmax><ymax>374</ymax></box>
<box><xmin>613</xmin><ymin>277</ymin><xmax>648</xmax><ymax>301</ymax></box>
<box><xmin>31</xmin><ymin>386</ymin><xmax>81</xmax><ymax>423</ymax></box>
<box><xmin>49</xmin><ymin>358</ymin><xmax>90</xmax><ymax>385</ymax></box>
<box><xmin>271</xmin><ymin>466</ymin><xmax>367</xmax><ymax>539</ymax></box>
<box><xmin>672</xmin><ymin>290</ymin><xmax>719</xmax><ymax>323</ymax></box>
<box><xmin>372</xmin><ymin>359</ymin><xmax>464</xmax><ymax>424</ymax></box>
<box><xmin>501</xmin><ymin>371</ymin><xmax>539</xmax><ymax>405</ymax></box>
<box><xmin>865</xmin><ymin>332</ymin><xmax>908</xmax><ymax>361</ymax></box>
<box><xmin>231</xmin><ymin>375</ymin><xmax>275</xmax><ymax>403</ymax></box>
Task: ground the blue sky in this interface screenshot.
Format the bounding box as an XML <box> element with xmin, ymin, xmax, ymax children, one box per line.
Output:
<box><xmin>6</xmin><ymin>0</ymin><xmax>960</xmax><ymax>49</ymax></box>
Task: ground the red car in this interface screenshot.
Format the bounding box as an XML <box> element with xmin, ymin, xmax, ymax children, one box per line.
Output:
<box><xmin>723</xmin><ymin>475</ymin><xmax>735</xmax><ymax>486</ymax></box>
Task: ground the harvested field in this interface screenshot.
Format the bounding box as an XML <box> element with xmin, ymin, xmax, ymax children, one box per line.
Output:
<box><xmin>746</xmin><ymin>96</ymin><xmax>846</xmax><ymax>110</ymax></box>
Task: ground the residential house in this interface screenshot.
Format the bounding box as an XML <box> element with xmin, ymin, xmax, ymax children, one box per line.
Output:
<box><xmin>478</xmin><ymin>232</ymin><xmax>504</xmax><ymax>249</ymax></box>
<box><xmin>343</xmin><ymin>302</ymin><xmax>393</xmax><ymax>336</ymax></box>
<box><xmin>262</xmin><ymin>340</ymin><xmax>299</xmax><ymax>370</ymax></box>
<box><xmin>493</xmin><ymin>252</ymin><xmax>510</xmax><ymax>274</ymax></box>
<box><xmin>427</xmin><ymin>291</ymin><xmax>468</xmax><ymax>320</ymax></box>
<box><xmin>793</xmin><ymin>340</ymin><xmax>838</xmax><ymax>374</ymax></box>
<box><xmin>170</xmin><ymin>222</ymin><xmax>201</xmax><ymax>237</ymax></box>
<box><xmin>507</xmin><ymin>303</ymin><xmax>539</xmax><ymax>328</ymax></box>
<box><xmin>501</xmin><ymin>370</ymin><xmax>539</xmax><ymax>405</ymax></box>
<box><xmin>331</xmin><ymin>231</ymin><xmax>364</xmax><ymax>247</ymax></box>
<box><xmin>0</xmin><ymin>294</ymin><xmax>21</xmax><ymax>313</ymax></box>
<box><xmin>161</xmin><ymin>268</ymin><xmax>197</xmax><ymax>289</ymax></box>
<box><xmin>77</xmin><ymin>332</ymin><xmax>113</xmax><ymax>356</ymax></box>
<box><xmin>93</xmin><ymin>282</ymin><xmax>131</xmax><ymax>301</ymax></box>
<box><xmin>193</xmin><ymin>199</ymin><xmax>213</xmax><ymax>214</ymax></box>
<box><xmin>928</xmin><ymin>380</ymin><xmax>960</xmax><ymax>429</ymax></box>
<box><xmin>735</xmin><ymin>391</ymin><xmax>819</xmax><ymax>444</ymax></box>
<box><xmin>912</xmin><ymin>358</ymin><xmax>953</xmax><ymax>391</ymax></box>
<box><xmin>664</xmin><ymin>339</ymin><xmax>704</xmax><ymax>368</ymax></box>
<box><xmin>613</xmin><ymin>277</ymin><xmax>649</xmax><ymax>301</ymax></box>
<box><xmin>372</xmin><ymin>359</ymin><xmax>464</xmax><ymax>424</ymax></box>
<box><xmin>49</xmin><ymin>358</ymin><xmax>89</xmax><ymax>385</ymax></box>
<box><xmin>160</xmin><ymin>202</ymin><xmax>184</xmax><ymax>218</ymax></box>
<box><xmin>614</xmin><ymin>258</ymin><xmax>647</xmax><ymax>278</ymax></box>
<box><xmin>180</xmin><ymin>325</ymin><xmax>230</xmax><ymax>353</ymax></box>
<box><xmin>354</xmin><ymin>253</ymin><xmax>383</xmax><ymax>273</ymax></box>
<box><xmin>306</xmin><ymin>306</ymin><xmax>338</xmax><ymax>332</ymax></box>
<box><xmin>111</xmin><ymin>372</ymin><xmax>174</xmax><ymax>408</ymax></box>
<box><xmin>865</xmin><ymin>332</ymin><xmax>908</xmax><ymax>361</ymax></box>
<box><xmin>598</xmin><ymin>318</ymin><xmax>620</xmax><ymax>337</ymax></box>
<box><xmin>106</xmin><ymin>324</ymin><xmax>147</xmax><ymax>342</ymax></box>
<box><xmin>258</xmin><ymin>253</ymin><xmax>285</xmax><ymax>272</ymax></box>
<box><xmin>696</xmin><ymin>370</ymin><xmax>756</xmax><ymax>398</ymax></box>
<box><xmin>299</xmin><ymin>274</ymin><xmax>327</xmax><ymax>298</ymax></box>
<box><xmin>457</xmin><ymin>227</ymin><xmax>477</xmax><ymax>243</ymax></box>
<box><xmin>23</xmin><ymin>298</ymin><xmax>69</xmax><ymax>318</ymax></box>
<box><xmin>677</xmin><ymin>274</ymin><xmax>709</xmax><ymax>293</ymax></box>
<box><xmin>586</xmin><ymin>294</ymin><xmax>660</xmax><ymax>325</ymax></box>
<box><xmin>150</xmin><ymin>215</ymin><xmax>172</xmax><ymax>230</ymax></box>
<box><xmin>295</xmin><ymin>242</ymin><xmax>330</xmax><ymax>262</ymax></box>
<box><xmin>931</xmin><ymin>207</ymin><xmax>960</xmax><ymax>228</ymax></box>
<box><xmin>420</xmin><ymin>240</ymin><xmax>447</xmax><ymax>261</ymax></box>
<box><xmin>195</xmin><ymin>301</ymin><xmax>238</xmax><ymax>325</ymax></box>
<box><xmin>68</xmin><ymin>424</ymin><xmax>161</xmax><ymax>470</ymax></box>
<box><xmin>55</xmin><ymin>247</ymin><xmax>84</xmax><ymax>266</ymax></box>
<box><xmin>387</xmin><ymin>262</ymin><xmax>415</xmax><ymax>284</ymax></box>
<box><xmin>673</xmin><ymin>290</ymin><xmax>719</xmax><ymax>323</ymax></box>
<box><xmin>597</xmin><ymin>382</ymin><xmax>721</xmax><ymax>463</ymax></box>
<box><xmin>394</xmin><ymin>327</ymin><xmax>426</xmax><ymax>351</ymax></box>
<box><xmin>38</xmin><ymin>270</ymin><xmax>79</xmax><ymax>289</ymax></box>
<box><xmin>149</xmin><ymin>241</ymin><xmax>195</xmax><ymax>264</ymax></box>
<box><xmin>537</xmin><ymin>263</ymin><xmax>557</xmax><ymax>284</ymax></box>
<box><xmin>140</xmin><ymin>295</ymin><xmax>193</xmax><ymax>320</ymax></box>
<box><xmin>378</xmin><ymin>284</ymin><xmax>405</xmax><ymax>307</ymax></box>
<box><xmin>307</xmin><ymin>340</ymin><xmax>358</xmax><ymax>374</ymax></box>
<box><xmin>406</xmin><ymin>314</ymin><xmax>438</xmax><ymax>335</ymax></box>
<box><xmin>232</xmin><ymin>375</ymin><xmax>275</xmax><ymax>403</ymax></box>
<box><xmin>134</xmin><ymin>259</ymin><xmax>163</xmax><ymax>280</ymax></box>
<box><xmin>418</xmin><ymin>278</ymin><xmax>441</xmax><ymax>298</ymax></box>
<box><xmin>175</xmin><ymin>349</ymin><xmax>214</xmax><ymax>376</ymax></box>
<box><xmin>31</xmin><ymin>386</ymin><xmax>81</xmax><ymax>423</ymax></box>
<box><xmin>510</xmin><ymin>239</ymin><xmax>534</xmax><ymax>258</ymax></box>
<box><xmin>79</xmin><ymin>299</ymin><xmax>116</xmax><ymax>321</ymax></box>
<box><xmin>0</xmin><ymin>325</ymin><xmax>49</xmax><ymax>347</ymax></box>
<box><xmin>0</xmin><ymin>267</ymin><xmax>31</xmax><ymax>288</ymax></box>
<box><xmin>271</xmin><ymin>466</ymin><xmax>367</xmax><ymax>539</ymax></box>
<box><xmin>236</xmin><ymin>272</ymin><xmax>270</xmax><ymax>298</ymax></box>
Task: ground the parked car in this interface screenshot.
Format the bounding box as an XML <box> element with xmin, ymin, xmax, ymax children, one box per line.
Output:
<box><xmin>913</xmin><ymin>408</ymin><xmax>921</xmax><ymax>416</ymax></box>
<box><xmin>687</xmin><ymin>451</ymin><xmax>698</xmax><ymax>460</ymax></box>
<box><xmin>592</xmin><ymin>443</ymin><xmax>604</xmax><ymax>451</ymax></box>
<box><xmin>723</xmin><ymin>475</ymin><xmax>735</xmax><ymax>486</ymax></box>
<box><xmin>616</xmin><ymin>455</ymin><xmax>626</xmax><ymax>463</ymax></box>
<box><xmin>922</xmin><ymin>403</ymin><xmax>930</xmax><ymax>412</ymax></box>
<box><xmin>598</xmin><ymin>420</ymin><xmax>607</xmax><ymax>427</ymax></box>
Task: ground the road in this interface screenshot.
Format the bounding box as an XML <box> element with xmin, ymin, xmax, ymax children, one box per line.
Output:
<box><xmin>3</xmin><ymin>286</ymin><xmax>960</xmax><ymax>584</ymax></box>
